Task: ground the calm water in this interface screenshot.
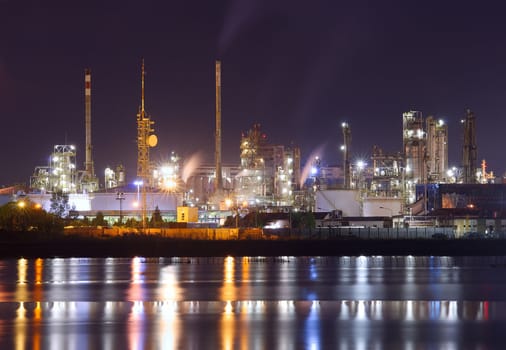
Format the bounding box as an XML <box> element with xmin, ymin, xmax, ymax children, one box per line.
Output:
<box><xmin>1</xmin><ymin>256</ymin><xmax>506</xmax><ymax>349</ymax></box>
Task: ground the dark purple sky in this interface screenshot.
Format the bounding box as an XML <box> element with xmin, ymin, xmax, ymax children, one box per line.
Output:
<box><xmin>1</xmin><ymin>0</ymin><xmax>506</xmax><ymax>186</ymax></box>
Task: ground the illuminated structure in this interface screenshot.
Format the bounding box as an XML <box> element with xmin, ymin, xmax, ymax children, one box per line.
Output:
<box><xmin>426</xmin><ymin>116</ymin><xmax>448</xmax><ymax>183</ymax></box>
<box><xmin>30</xmin><ymin>145</ymin><xmax>77</xmax><ymax>193</ymax></box>
<box><xmin>136</xmin><ymin>59</ymin><xmax>157</xmax><ymax>225</ymax></box>
<box><xmin>236</xmin><ymin>124</ymin><xmax>300</xmax><ymax>207</ymax></box>
<box><xmin>104</xmin><ymin>165</ymin><xmax>126</xmax><ymax>189</ymax></box>
<box><xmin>402</xmin><ymin>111</ymin><xmax>426</xmax><ymax>203</ymax></box>
<box><xmin>462</xmin><ymin>109</ymin><xmax>477</xmax><ymax>184</ymax></box>
<box><xmin>370</xmin><ymin>146</ymin><xmax>404</xmax><ymax>198</ymax></box>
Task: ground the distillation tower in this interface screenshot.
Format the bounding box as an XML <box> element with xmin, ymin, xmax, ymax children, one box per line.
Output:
<box><xmin>402</xmin><ymin>111</ymin><xmax>426</xmax><ymax>203</ymax></box>
<box><xmin>425</xmin><ymin>116</ymin><xmax>448</xmax><ymax>183</ymax></box>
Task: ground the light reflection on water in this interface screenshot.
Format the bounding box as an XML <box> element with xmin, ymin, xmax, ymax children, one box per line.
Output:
<box><xmin>0</xmin><ymin>256</ymin><xmax>506</xmax><ymax>348</ymax></box>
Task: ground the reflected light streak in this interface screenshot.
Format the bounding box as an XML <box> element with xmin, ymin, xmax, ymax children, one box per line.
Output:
<box><xmin>17</xmin><ymin>258</ymin><xmax>27</xmax><ymax>285</ymax></box>
<box><xmin>356</xmin><ymin>300</ymin><xmax>367</xmax><ymax>321</ymax></box>
<box><xmin>128</xmin><ymin>257</ymin><xmax>146</xmax><ymax>350</ymax></box>
<box><xmin>33</xmin><ymin>258</ymin><xmax>43</xmax><ymax>350</ymax></box>
<box><xmin>240</xmin><ymin>257</ymin><xmax>250</xmax><ymax>301</ymax></box>
<box><xmin>221</xmin><ymin>301</ymin><xmax>236</xmax><ymax>350</ymax></box>
<box><xmin>128</xmin><ymin>301</ymin><xmax>146</xmax><ymax>350</ymax></box>
<box><xmin>15</xmin><ymin>258</ymin><xmax>29</xmax><ymax>320</ymax></box>
<box><xmin>221</xmin><ymin>256</ymin><xmax>236</xmax><ymax>301</ymax></box>
<box><xmin>158</xmin><ymin>265</ymin><xmax>182</xmax><ymax>302</ymax></box>
<box><xmin>221</xmin><ymin>257</ymin><xmax>236</xmax><ymax>350</ymax></box>
<box><xmin>157</xmin><ymin>266</ymin><xmax>182</xmax><ymax>349</ymax></box>
<box><xmin>158</xmin><ymin>301</ymin><xmax>179</xmax><ymax>350</ymax></box>
<box><xmin>15</xmin><ymin>301</ymin><xmax>26</xmax><ymax>350</ymax></box>
<box><xmin>305</xmin><ymin>301</ymin><xmax>320</xmax><ymax>350</ymax></box>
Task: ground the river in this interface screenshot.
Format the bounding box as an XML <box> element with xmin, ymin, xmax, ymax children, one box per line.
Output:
<box><xmin>1</xmin><ymin>256</ymin><xmax>505</xmax><ymax>349</ymax></box>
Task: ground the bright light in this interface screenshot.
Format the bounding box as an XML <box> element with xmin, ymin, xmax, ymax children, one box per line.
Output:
<box><xmin>164</xmin><ymin>179</ymin><xmax>177</xmax><ymax>190</ymax></box>
<box><xmin>17</xmin><ymin>201</ymin><xmax>26</xmax><ymax>208</ymax></box>
<box><xmin>161</xmin><ymin>165</ymin><xmax>174</xmax><ymax>176</ymax></box>
<box><xmin>356</xmin><ymin>160</ymin><xmax>365</xmax><ymax>170</ymax></box>
<box><xmin>311</xmin><ymin>167</ymin><xmax>317</xmax><ymax>175</ymax></box>
<box><xmin>225</xmin><ymin>198</ymin><xmax>232</xmax><ymax>208</ymax></box>
<box><xmin>340</xmin><ymin>145</ymin><xmax>346</xmax><ymax>151</ymax></box>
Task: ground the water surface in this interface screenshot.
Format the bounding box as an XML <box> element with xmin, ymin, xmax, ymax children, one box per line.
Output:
<box><xmin>1</xmin><ymin>256</ymin><xmax>505</xmax><ymax>349</ymax></box>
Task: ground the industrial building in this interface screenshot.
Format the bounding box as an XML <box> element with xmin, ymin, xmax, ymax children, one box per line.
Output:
<box><xmin>235</xmin><ymin>123</ymin><xmax>301</xmax><ymax>208</ymax></box>
<box><xmin>314</xmin><ymin>109</ymin><xmax>496</xmax><ymax>223</ymax></box>
<box><xmin>10</xmin><ymin>55</ymin><xmax>504</xmax><ymax>236</ymax></box>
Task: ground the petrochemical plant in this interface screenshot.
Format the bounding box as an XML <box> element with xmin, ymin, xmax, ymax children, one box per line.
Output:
<box><xmin>5</xmin><ymin>59</ymin><xmax>506</xmax><ymax>233</ymax></box>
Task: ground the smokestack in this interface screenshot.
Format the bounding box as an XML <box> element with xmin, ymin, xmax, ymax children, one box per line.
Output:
<box><xmin>462</xmin><ymin>108</ymin><xmax>477</xmax><ymax>184</ymax></box>
<box><xmin>215</xmin><ymin>60</ymin><xmax>223</xmax><ymax>191</ymax></box>
<box><xmin>84</xmin><ymin>68</ymin><xmax>93</xmax><ymax>177</ymax></box>
<box><xmin>342</xmin><ymin>122</ymin><xmax>351</xmax><ymax>189</ymax></box>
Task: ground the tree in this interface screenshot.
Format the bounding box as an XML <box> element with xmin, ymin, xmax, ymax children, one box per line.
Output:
<box><xmin>0</xmin><ymin>200</ymin><xmax>63</xmax><ymax>233</ymax></box>
<box><xmin>92</xmin><ymin>211</ymin><xmax>107</xmax><ymax>227</ymax></box>
<box><xmin>150</xmin><ymin>206</ymin><xmax>164</xmax><ymax>227</ymax></box>
<box><xmin>291</xmin><ymin>212</ymin><xmax>315</xmax><ymax>230</ymax></box>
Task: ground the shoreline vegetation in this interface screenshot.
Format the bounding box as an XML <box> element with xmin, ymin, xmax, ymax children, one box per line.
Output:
<box><xmin>1</xmin><ymin>231</ymin><xmax>506</xmax><ymax>258</ymax></box>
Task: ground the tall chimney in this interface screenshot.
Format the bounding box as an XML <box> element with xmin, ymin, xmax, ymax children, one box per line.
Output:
<box><xmin>215</xmin><ymin>60</ymin><xmax>223</xmax><ymax>191</ymax></box>
<box><xmin>84</xmin><ymin>68</ymin><xmax>93</xmax><ymax>177</ymax></box>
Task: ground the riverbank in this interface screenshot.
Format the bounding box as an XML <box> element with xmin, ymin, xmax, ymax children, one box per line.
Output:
<box><xmin>1</xmin><ymin>235</ymin><xmax>505</xmax><ymax>258</ymax></box>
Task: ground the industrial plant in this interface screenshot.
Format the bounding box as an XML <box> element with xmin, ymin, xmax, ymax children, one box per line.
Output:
<box><xmin>1</xmin><ymin>59</ymin><xmax>504</xmax><ymax>237</ymax></box>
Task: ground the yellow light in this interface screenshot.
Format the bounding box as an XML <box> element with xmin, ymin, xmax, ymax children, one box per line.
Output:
<box><xmin>17</xmin><ymin>201</ymin><xmax>26</xmax><ymax>208</ymax></box>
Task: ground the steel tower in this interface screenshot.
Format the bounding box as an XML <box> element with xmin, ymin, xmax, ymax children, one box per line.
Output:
<box><xmin>137</xmin><ymin>59</ymin><xmax>157</xmax><ymax>227</ymax></box>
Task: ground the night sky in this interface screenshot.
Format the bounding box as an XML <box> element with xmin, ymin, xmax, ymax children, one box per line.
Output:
<box><xmin>1</xmin><ymin>0</ymin><xmax>506</xmax><ymax>186</ymax></box>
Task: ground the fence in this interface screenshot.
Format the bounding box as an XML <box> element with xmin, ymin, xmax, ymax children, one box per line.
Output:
<box><xmin>264</xmin><ymin>226</ymin><xmax>457</xmax><ymax>240</ymax></box>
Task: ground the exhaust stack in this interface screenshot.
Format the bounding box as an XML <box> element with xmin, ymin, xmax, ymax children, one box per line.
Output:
<box><xmin>215</xmin><ymin>60</ymin><xmax>223</xmax><ymax>191</ymax></box>
<box><xmin>84</xmin><ymin>68</ymin><xmax>94</xmax><ymax>178</ymax></box>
